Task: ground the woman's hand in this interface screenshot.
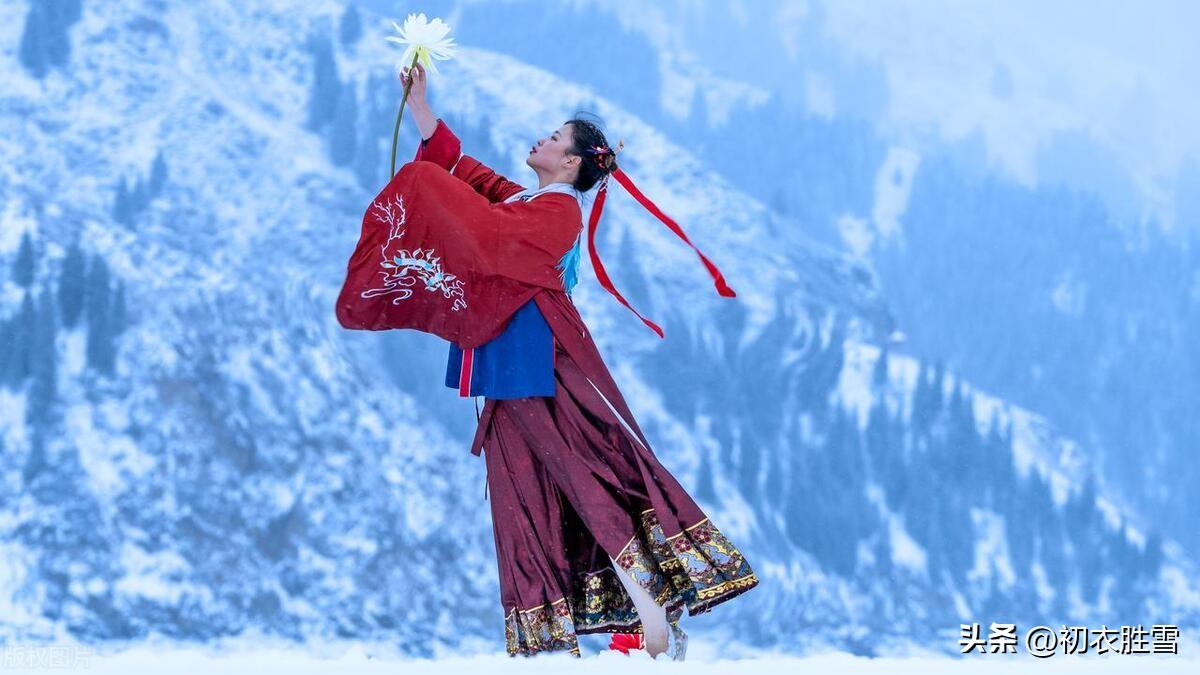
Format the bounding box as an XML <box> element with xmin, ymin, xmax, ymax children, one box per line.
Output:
<box><xmin>401</xmin><ymin>61</ymin><xmax>437</xmax><ymax>141</ymax></box>
<box><xmin>400</xmin><ymin>61</ymin><xmax>428</xmax><ymax>107</ymax></box>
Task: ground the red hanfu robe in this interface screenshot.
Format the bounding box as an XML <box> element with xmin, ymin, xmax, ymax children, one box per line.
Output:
<box><xmin>335</xmin><ymin>120</ymin><xmax>580</xmax><ymax>351</ymax></box>
<box><xmin>333</xmin><ymin>120</ymin><xmax>656</xmax><ymax>456</ymax></box>
<box><xmin>334</xmin><ymin>120</ymin><xmax>760</xmax><ymax>657</ymax></box>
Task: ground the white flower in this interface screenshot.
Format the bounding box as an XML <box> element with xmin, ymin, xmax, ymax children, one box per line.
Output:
<box><xmin>382</xmin><ymin>13</ymin><xmax>458</xmax><ymax>178</ymax></box>
<box><xmin>386</xmin><ymin>12</ymin><xmax>456</xmax><ymax>75</ymax></box>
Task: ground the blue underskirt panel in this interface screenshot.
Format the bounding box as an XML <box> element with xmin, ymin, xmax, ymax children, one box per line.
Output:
<box><xmin>445</xmin><ymin>297</ymin><xmax>555</xmax><ymax>399</ymax></box>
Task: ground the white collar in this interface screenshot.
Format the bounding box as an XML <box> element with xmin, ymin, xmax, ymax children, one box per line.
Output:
<box><xmin>504</xmin><ymin>182</ymin><xmax>583</xmax><ymax>209</ymax></box>
<box><xmin>504</xmin><ymin>182</ymin><xmax>588</xmax><ymax>231</ymax></box>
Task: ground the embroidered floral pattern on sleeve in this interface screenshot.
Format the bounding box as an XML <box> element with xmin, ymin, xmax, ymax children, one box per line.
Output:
<box><xmin>360</xmin><ymin>193</ymin><xmax>467</xmax><ymax>310</ymax></box>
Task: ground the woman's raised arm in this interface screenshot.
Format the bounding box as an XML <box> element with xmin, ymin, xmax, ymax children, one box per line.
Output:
<box><xmin>402</xmin><ymin>63</ymin><xmax>527</xmax><ymax>202</ymax></box>
<box><xmin>401</xmin><ymin>63</ymin><xmax>438</xmax><ymax>142</ymax></box>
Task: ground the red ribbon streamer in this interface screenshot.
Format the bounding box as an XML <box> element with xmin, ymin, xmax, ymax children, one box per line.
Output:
<box><xmin>584</xmin><ymin>167</ymin><xmax>737</xmax><ymax>339</ymax></box>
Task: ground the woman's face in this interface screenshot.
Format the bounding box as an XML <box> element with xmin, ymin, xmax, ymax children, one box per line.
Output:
<box><xmin>526</xmin><ymin>122</ymin><xmax>580</xmax><ymax>180</ymax></box>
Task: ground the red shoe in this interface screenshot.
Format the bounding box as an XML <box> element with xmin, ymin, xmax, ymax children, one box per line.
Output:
<box><xmin>607</xmin><ymin>632</ymin><xmax>645</xmax><ymax>655</ymax></box>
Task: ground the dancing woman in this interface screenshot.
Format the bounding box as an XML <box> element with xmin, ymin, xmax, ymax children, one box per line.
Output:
<box><xmin>336</xmin><ymin>62</ymin><xmax>759</xmax><ymax>659</ymax></box>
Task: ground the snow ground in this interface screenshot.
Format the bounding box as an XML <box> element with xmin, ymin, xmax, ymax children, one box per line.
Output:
<box><xmin>4</xmin><ymin>635</ymin><xmax>1197</xmax><ymax>674</ymax></box>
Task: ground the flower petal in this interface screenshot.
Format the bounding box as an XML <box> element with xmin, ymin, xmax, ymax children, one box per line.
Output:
<box><xmin>387</xmin><ymin>13</ymin><xmax>456</xmax><ymax>69</ymax></box>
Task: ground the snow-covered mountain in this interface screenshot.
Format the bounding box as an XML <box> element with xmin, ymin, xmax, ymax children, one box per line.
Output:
<box><xmin>1</xmin><ymin>0</ymin><xmax>1196</xmax><ymax>657</ymax></box>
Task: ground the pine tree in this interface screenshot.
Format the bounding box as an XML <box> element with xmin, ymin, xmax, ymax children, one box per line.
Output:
<box><xmin>329</xmin><ymin>78</ymin><xmax>359</xmax><ymax>166</ymax></box>
<box><xmin>129</xmin><ymin>176</ymin><xmax>148</xmax><ymax>213</ymax></box>
<box><xmin>354</xmin><ymin>126</ymin><xmax>382</xmax><ymax>190</ymax></box>
<box><xmin>13</xmin><ymin>230</ymin><xmax>36</xmax><ymax>287</ymax></box>
<box><xmin>306</xmin><ymin>33</ymin><xmax>341</xmax><ymax>131</ymax></box>
<box><xmin>1066</xmin><ymin>472</ymin><xmax>1098</xmax><ymax>533</ymax></box>
<box><xmin>1005</xmin><ymin>471</ymin><xmax>1038</xmax><ymax>576</ymax></box>
<box><xmin>55</xmin><ymin>1</ymin><xmax>83</xmax><ymax>35</ymax></box>
<box><xmin>693</xmin><ymin>445</ymin><xmax>717</xmax><ymax>504</ymax></box>
<box><xmin>11</xmin><ymin>293</ymin><xmax>36</xmax><ymax>383</ymax></box>
<box><xmin>864</xmin><ymin>396</ymin><xmax>889</xmax><ymax>474</ymax></box>
<box><xmin>41</xmin><ymin>0</ymin><xmax>81</xmax><ymax>69</ymax></box>
<box><xmin>872</xmin><ymin>345</ymin><xmax>889</xmax><ymax>390</ymax></box>
<box><xmin>942</xmin><ymin>381</ymin><xmax>980</xmax><ymax>486</ymax></box>
<box><xmin>18</xmin><ymin>2</ymin><xmax>49</xmax><ymax>79</ymax></box>
<box><xmin>930</xmin><ymin>359</ymin><xmax>946</xmax><ymax>418</ymax></box>
<box><xmin>58</xmin><ymin>239</ymin><xmax>87</xmax><ymax>328</ymax></box>
<box><xmin>110</xmin><ymin>281</ymin><xmax>129</xmax><ymax>336</ymax></box>
<box><xmin>796</xmin><ymin>321</ymin><xmax>845</xmax><ymax>414</ymax></box>
<box><xmin>614</xmin><ymin>228</ymin><xmax>650</xmax><ymax>309</ymax></box>
<box><xmin>981</xmin><ymin>415</ymin><xmax>1016</xmax><ymax>510</ymax></box>
<box><xmin>911</xmin><ymin>360</ymin><xmax>947</xmax><ymax>439</ymax></box>
<box><xmin>28</xmin><ymin>289</ymin><xmax>59</xmax><ymax>426</ymax></box>
<box><xmin>938</xmin><ymin>488</ymin><xmax>976</xmax><ymax>584</ymax></box>
<box><xmin>85</xmin><ymin>256</ymin><xmax>115</xmax><ymax>375</ymax></box>
<box><xmin>0</xmin><ymin>317</ymin><xmax>14</xmax><ymax>387</ymax></box>
<box><xmin>339</xmin><ymin>5</ymin><xmax>363</xmax><ymax>46</ymax></box>
<box><xmin>354</xmin><ymin>71</ymin><xmax>394</xmax><ymax>189</ymax></box>
<box><xmin>148</xmin><ymin>150</ymin><xmax>168</xmax><ymax>196</ymax></box>
<box><xmin>873</xmin><ymin>531</ymin><xmax>893</xmax><ymax>578</ymax></box>
<box><xmin>364</xmin><ymin>71</ymin><xmax>393</xmax><ymax>137</ymax></box>
<box><xmin>112</xmin><ymin>177</ymin><xmax>132</xmax><ymax>226</ymax></box>
<box><xmin>910</xmin><ymin>360</ymin><xmax>931</xmax><ymax>434</ymax></box>
<box><xmin>809</xmin><ymin>403</ymin><xmax>872</xmax><ymax>577</ymax></box>
<box><xmin>22</xmin><ymin>425</ymin><xmax>47</xmax><ymax>486</ymax></box>
<box><xmin>1039</xmin><ymin>508</ymin><xmax>1070</xmax><ymax>588</ymax></box>
<box><xmin>17</xmin><ymin>0</ymin><xmax>82</xmax><ymax>78</ymax></box>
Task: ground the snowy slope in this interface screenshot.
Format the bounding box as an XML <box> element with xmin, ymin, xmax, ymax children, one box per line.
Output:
<box><xmin>0</xmin><ymin>0</ymin><xmax>1196</xmax><ymax>658</ymax></box>
<box><xmin>1</xmin><ymin>0</ymin><xmax>501</xmax><ymax>649</ymax></box>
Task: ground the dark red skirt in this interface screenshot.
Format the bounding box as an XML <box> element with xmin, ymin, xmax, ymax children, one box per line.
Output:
<box><xmin>474</xmin><ymin>334</ymin><xmax>759</xmax><ymax>657</ymax></box>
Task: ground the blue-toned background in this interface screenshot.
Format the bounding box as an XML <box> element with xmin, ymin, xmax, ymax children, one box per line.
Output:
<box><xmin>2</xmin><ymin>0</ymin><xmax>1197</xmax><ymax>662</ymax></box>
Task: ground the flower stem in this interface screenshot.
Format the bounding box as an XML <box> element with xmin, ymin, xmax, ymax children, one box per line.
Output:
<box><xmin>389</xmin><ymin>52</ymin><xmax>421</xmax><ymax>178</ymax></box>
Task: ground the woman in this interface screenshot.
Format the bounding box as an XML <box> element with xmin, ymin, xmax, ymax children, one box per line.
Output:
<box><xmin>339</xmin><ymin>62</ymin><xmax>759</xmax><ymax>659</ymax></box>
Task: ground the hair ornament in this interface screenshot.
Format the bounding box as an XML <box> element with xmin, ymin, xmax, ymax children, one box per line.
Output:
<box><xmin>587</xmin><ymin>139</ymin><xmax>624</xmax><ymax>170</ymax></box>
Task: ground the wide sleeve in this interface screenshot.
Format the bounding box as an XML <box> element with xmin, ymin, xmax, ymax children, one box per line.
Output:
<box><xmin>450</xmin><ymin>155</ymin><xmax>527</xmax><ymax>204</ymax></box>
<box><xmin>413</xmin><ymin>118</ymin><xmax>527</xmax><ymax>203</ymax></box>
<box><xmin>336</xmin><ymin>161</ymin><xmax>581</xmax><ymax>349</ymax></box>
<box><xmin>413</xmin><ymin>118</ymin><xmax>462</xmax><ymax>169</ymax></box>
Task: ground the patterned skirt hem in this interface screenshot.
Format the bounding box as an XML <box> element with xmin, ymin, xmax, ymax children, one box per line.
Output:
<box><xmin>613</xmin><ymin>507</ymin><xmax>759</xmax><ymax>623</ymax></box>
<box><xmin>501</xmin><ymin>507</ymin><xmax>758</xmax><ymax>657</ymax></box>
<box><xmin>502</xmin><ymin>598</ymin><xmax>582</xmax><ymax>658</ymax></box>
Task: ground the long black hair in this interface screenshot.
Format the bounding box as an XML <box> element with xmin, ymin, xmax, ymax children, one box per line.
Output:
<box><xmin>564</xmin><ymin>112</ymin><xmax>617</xmax><ymax>192</ymax></box>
